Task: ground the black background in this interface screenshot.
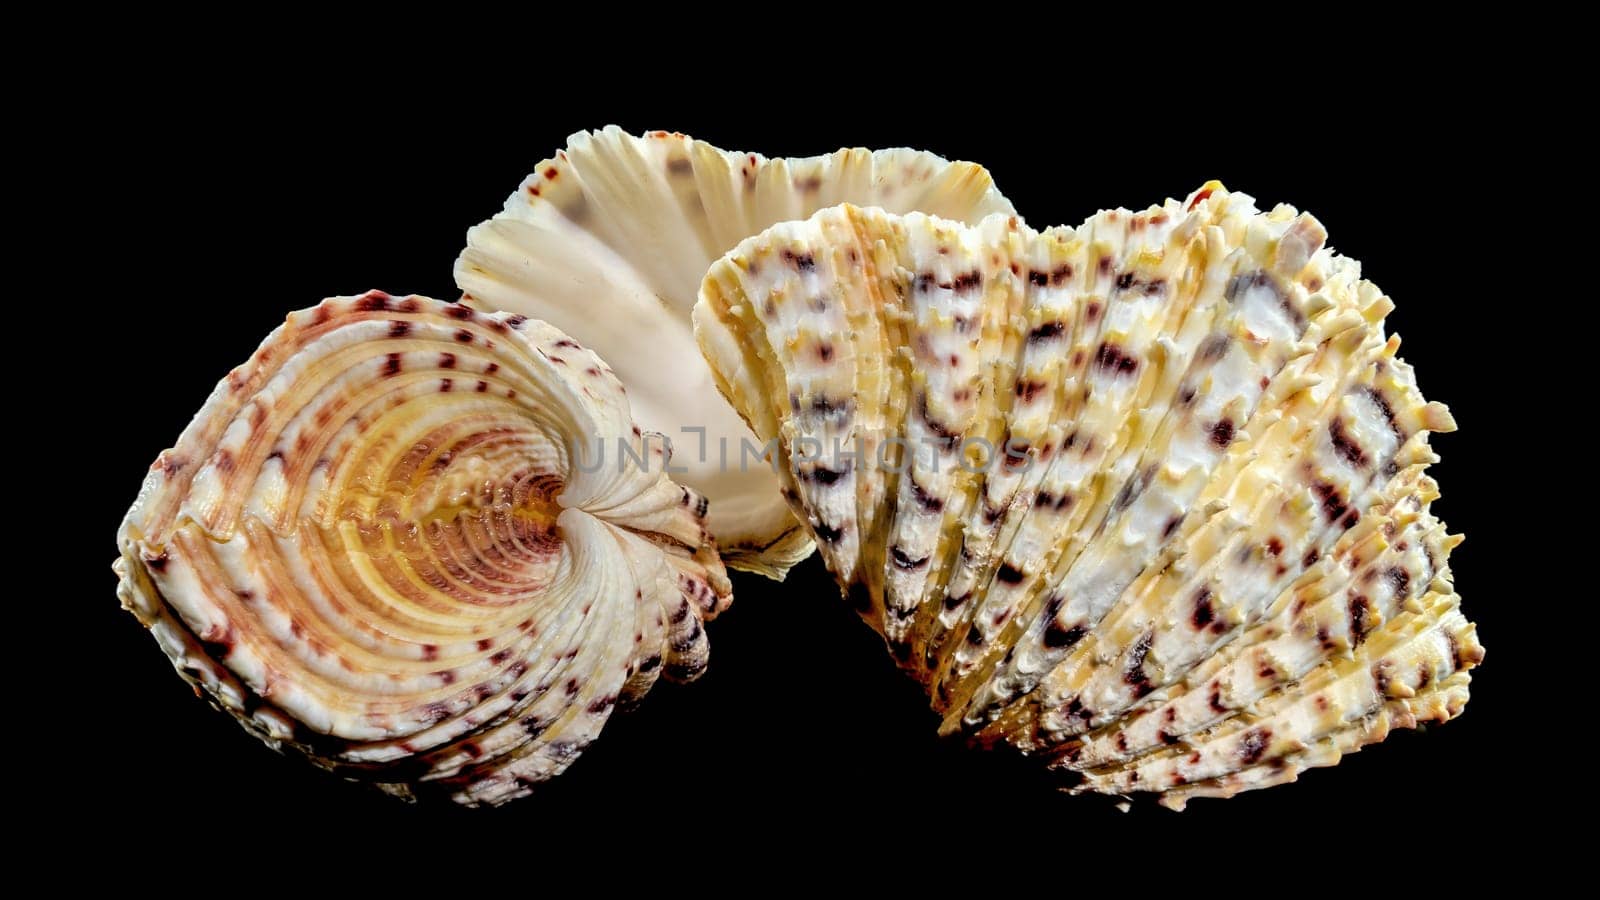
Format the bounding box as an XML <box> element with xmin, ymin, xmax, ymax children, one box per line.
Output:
<box><xmin>75</xmin><ymin>83</ymin><xmax>1533</xmax><ymax>872</ymax></box>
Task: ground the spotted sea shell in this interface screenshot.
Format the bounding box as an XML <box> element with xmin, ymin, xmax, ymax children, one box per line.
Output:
<box><xmin>455</xmin><ymin>126</ymin><xmax>1014</xmax><ymax>578</ymax></box>
<box><xmin>115</xmin><ymin>292</ymin><xmax>730</xmax><ymax>806</ymax></box>
<box><xmin>694</xmin><ymin>187</ymin><xmax>1481</xmax><ymax>806</ymax></box>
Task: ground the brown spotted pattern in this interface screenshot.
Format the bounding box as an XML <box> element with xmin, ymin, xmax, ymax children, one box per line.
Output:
<box><xmin>115</xmin><ymin>293</ymin><xmax>730</xmax><ymax>806</ymax></box>
<box><xmin>695</xmin><ymin>185</ymin><xmax>1479</xmax><ymax>807</ymax></box>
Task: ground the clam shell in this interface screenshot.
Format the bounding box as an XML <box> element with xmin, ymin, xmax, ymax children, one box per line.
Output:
<box><xmin>455</xmin><ymin>127</ymin><xmax>1013</xmax><ymax>577</ymax></box>
<box><xmin>694</xmin><ymin>187</ymin><xmax>1481</xmax><ymax>803</ymax></box>
<box><xmin>116</xmin><ymin>292</ymin><xmax>730</xmax><ymax>806</ymax></box>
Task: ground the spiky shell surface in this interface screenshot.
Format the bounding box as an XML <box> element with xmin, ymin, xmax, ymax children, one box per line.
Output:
<box><xmin>694</xmin><ymin>188</ymin><xmax>1480</xmax><ymax>806</ymax></box>
<box><xmin>456</xmin><ymin>127</ymin><xmax>1014</xmax><ymax>577</ymax></box>
<box><xmin>116</xmin><ymin>293</ymin><xmax>730</xmax><ymax>806</ymax></box>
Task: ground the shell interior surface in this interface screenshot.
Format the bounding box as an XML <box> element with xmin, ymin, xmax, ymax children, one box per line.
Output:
<box><xmin>455</xmin><ymin>126</ymin><xmax>1015</xmax><ymax>577</ymax></box>
<box><xmin>694</xmin><ymin>188</ymin><xmax>1481</xmax><ymax>806</ymax></box>
<box><xmin>115</xmin><ymin>292</ymin><xmax>731</xmax><ymax>806</ymax></box>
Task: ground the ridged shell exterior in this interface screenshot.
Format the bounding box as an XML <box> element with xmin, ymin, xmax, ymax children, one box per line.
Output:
<box><xmin>694</xmin><ymin>188</ymin><xmax>1480</xmax><ymax>806</ymax></box>
<box><xmin>116</xmin><ymin>293</ymin><xmax>730</xmax><ymax>806</ymax></box>
<box><xmin>455</xmin><ymin>127</ymin><xmax>1014</xmax><ymax>577</ymax></box>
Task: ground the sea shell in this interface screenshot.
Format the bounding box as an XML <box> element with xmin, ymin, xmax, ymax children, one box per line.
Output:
<box><xmin>115</xmin><ymin>292</ymin><xmax>730</xmax><ymax>806</ymax></box>
<box><xmin>455</xmin><ymin>127</ymin><xmax>1014</xmax><ymax>577</ymax></box>
<box><xmin>694</xmin><ymin>187</ymin><xmax>1482</xmax><ymax>806</ymax></box>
